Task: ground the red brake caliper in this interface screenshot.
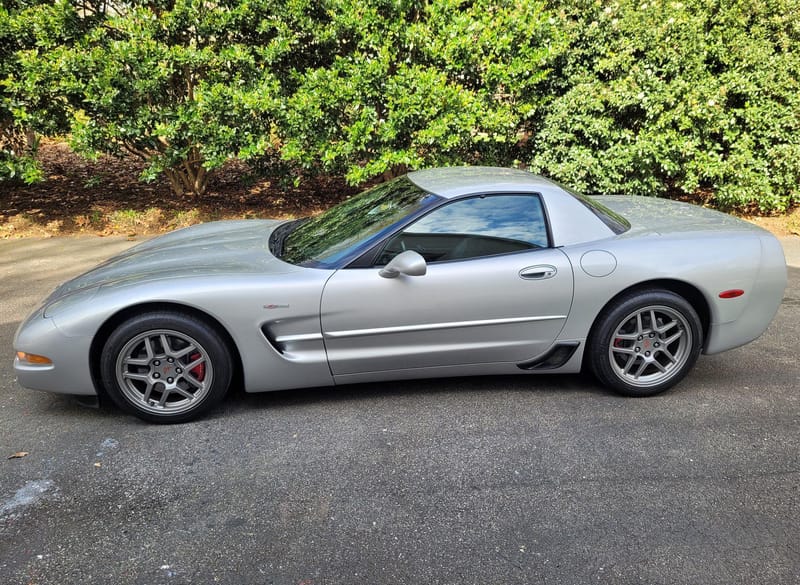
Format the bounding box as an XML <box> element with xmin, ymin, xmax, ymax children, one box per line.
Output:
<box><xmin>189</xmin><ymin>352</ymin><xmax>206</xmax><ymax>381</ymax></box>
<box><xmin>613</xmin><ymin>338</ymin><xmax>624</xmax><ymax>347</ymax></box>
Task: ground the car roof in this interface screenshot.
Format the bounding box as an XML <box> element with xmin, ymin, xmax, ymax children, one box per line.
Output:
<box><xmin>406</xmin><ymin>166</ymin><xmax>559</xmax><ymax>199</ymax></box>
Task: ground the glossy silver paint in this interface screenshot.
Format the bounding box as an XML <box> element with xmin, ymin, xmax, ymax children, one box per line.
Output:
<box><xmin>321</xmin><ymin>246</ymin><xmax>573</xmax><ymax>375</ymax></box>
<box><xmin>13</xmin><ymin>167</ymin><xmax>788</xmax><ymax>399</ymax></box>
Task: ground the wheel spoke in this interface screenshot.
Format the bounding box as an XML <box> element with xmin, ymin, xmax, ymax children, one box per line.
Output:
<box><xmin>664</xmin><ymin>329</ymin><xmax>684</xmax><ymax>345</ymax></box>
<box><xmin>184</xmin><ymin>372</ymin><xmax>203</xmax><ymax>388</ymax></box>
<box><xmin>658</xmin><ymin>347</ymin><xmax>676</xmax><ymax>364</ymax></box>
<box><xmin>142</xmin><ymin>382</ymin><xmax>154</xmax><ymax>403</ymax></box>
<box><xmin>143</xmin><ymin>336</ymin><xmax>155</xmax><ymax>359</ymax></box>
<box><xmin>633</xmin><ymin>359</ymin><xmax>648</xmax><ymax>379</ymax></box>
<box><xmin>173</xmin><ymin>344</ymin><xmax>197</xmax><ymax>359</ymax></box>
<box><xmin>159</xmin><ymin>334</ymin><xmax>172</xmax><ymax>356</ymax></box>
<box><xmin>612</xmin><ymin>346</ymin><xmax>636</xmax><ymax>355</ymax></box>
<box><xmin>124</xmin><ymin>357</ymin><xmax>150</xmax><ymax>366</ymax></box>
<box><xmin>656</xmin><ymin>319</ymin><xmax>678</xmax><ymax>335</ymax></box>
<box><xmin>173</xmin><ymin>387</ymin><xmax>194</xmax><ymax>400</ymax></box>
<box><xmin>636</xmin><ymin>312</ymin><xmax>644</xmax><ymax>335</ymax></box>
<box><xmin>123</xmin><ymin>372</ymin><xmax>150</xmax><ymax>382</ymax></box>
<box><xmin>184</xmin><ymin>356</ymin><xmax>205</xmax><ymax>371</ymax></box>
<box><xmin>622</xmin><ymin>355</ymin><xmax>638</xmax><ymax>375</ymax></box>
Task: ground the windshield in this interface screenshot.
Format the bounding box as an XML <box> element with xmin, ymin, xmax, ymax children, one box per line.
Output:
<box><xmin>281</xmin><ymin>176</ymin><xmax>441</xmax><ymax>267</ymax></box>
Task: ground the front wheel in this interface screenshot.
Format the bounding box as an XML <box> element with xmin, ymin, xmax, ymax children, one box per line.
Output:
<box><xmin>100</xmin><ymin>312</ymin><xmax>233</xmax><ymax>423</ymax></box>
<box><xmin>588</xmin><ymin>290</ymin><xmax>703</xmax><ymax>397</ymax></box>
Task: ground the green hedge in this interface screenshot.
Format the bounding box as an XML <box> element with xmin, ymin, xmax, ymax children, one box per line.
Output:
<box><xmin>533</xmin><ymin>0</ymin><xmax>800</xmax><ymax>212</ymax></box>
<box><xmin>1</xmin><ymin>0</ymin><xmax>798</xmax><ymax>211</ymax></box>
<box><xmin>281</xmin><ymin>0</ymin><xmax>562</xmax><ymax>184</ymax></box>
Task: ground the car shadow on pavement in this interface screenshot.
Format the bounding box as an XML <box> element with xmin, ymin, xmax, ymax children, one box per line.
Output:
<box><xmin>221</xmin><ymin>371</ymin><xmax>611</xmax><ymax>416</ymax></box>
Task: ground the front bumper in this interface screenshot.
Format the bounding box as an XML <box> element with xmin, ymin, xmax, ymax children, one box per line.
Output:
<box><xmin>13</xmin><ymin>310</ymin><xmax>97</xmax><ymax>396</ymax></box>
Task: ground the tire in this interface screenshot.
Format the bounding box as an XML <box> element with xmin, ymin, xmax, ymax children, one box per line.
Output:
<box><xmin>100</xmin><ymin>311</ymin><xmax>233</xmax><ymax>423</ymax></box>
<box><xmin>588</xmin><ymin>289</ymin><xmax>703</xmax><ymax>397</ymax></box>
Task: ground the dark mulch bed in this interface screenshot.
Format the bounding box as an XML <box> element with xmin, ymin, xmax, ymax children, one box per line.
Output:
<box><xmin>1</xmin><ymin>140</ymin><xmax>358</xmax><ymax>238</ymax></box>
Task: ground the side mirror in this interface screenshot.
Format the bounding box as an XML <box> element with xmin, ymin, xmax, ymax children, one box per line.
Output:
<box><xmin>379</xmin><ymin>250</ymin><xmax>427</xmax><ymax>279</ymax></box>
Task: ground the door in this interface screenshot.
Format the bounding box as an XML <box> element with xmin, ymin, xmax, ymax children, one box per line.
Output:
<box><xmin>320</xmin><ymin>194</ymin><xmax>575</xmax><ymax>375</ymax></box>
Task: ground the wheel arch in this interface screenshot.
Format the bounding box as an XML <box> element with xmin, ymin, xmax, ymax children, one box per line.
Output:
<box><xmin>89</xmin><ymin>301</ymin><xmax>244</xmax><ymax>400</ymax></box>
<box><xmin>584</xmin><ymin>279</ymin><xmax>711</xmax><ymax>362</ymax></box>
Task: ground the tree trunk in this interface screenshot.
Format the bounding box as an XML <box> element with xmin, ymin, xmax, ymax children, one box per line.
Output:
<box><xmin>163</xmin><ymin>155</ymin><xmax>209</xmax><ymax>196</ymax></box>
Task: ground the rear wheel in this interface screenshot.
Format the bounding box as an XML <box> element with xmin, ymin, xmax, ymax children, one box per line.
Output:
<box><xmin>101</xmin><ymin>312</ymin><xmax>232</xmax><ymax>423</ymax></box>
<box><xmin>588</xmin><ymin>290</ymin><xmax>703</xmax><ymax>397</ymax></box>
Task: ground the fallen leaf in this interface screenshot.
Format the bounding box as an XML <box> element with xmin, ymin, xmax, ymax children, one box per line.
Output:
<box><xmin>7</xmin><ymin>451</ymin><xmax>29</xmax><ymax>459</ymax></box>
<box><xmin>93</xmin><ymin>462</ymin><xmax>102</xmax><ymax>468</ymax></box>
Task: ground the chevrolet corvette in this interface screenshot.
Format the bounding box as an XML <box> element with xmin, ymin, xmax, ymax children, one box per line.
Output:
<box><xmin>13</xmin><ymin>167</ymin><xmax>787</xmax><ymax>422</ymax></box>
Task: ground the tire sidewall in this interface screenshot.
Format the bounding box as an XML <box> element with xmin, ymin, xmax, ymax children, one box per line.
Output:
<box><xmin>101</xmin><ymin>312</ymin><xmax>232</xmax><ymax>423</ymax></box>
<box><xmin>589</xmin><ymin>290</ymin><xmax>703</xmax><ymax>397</ymax></box>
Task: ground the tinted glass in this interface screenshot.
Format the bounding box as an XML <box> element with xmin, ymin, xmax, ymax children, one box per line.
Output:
<box><xmin>378</xmin><ymin>194</ymin><xmax>548</xmax><ymax>264</ymax></box>
<box><xmin>281</xmin><ymin>177</ymin><xmax>440</xmax><ymax>267</ymax></box>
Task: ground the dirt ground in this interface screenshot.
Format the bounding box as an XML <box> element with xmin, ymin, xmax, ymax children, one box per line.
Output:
<box><xmin>742</xmin><ymin>213</ymin><xmax>800</xmax><ymax>237</ymax></box>
<box><xmin>1</xmin><ymin>140</ymin><xmax>798</xmax><ymax>239</ymax></box>
<box><xmin>0</xmin><ymin>140</ymin><xmax>359</xmax><ymax>239</ymax></box>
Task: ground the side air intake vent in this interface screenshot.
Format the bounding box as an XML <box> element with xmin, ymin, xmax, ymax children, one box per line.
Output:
<box><xmin>517</xmin><ymin>341</ymin><xmax>580</xmax><ymax>371</ymax></box>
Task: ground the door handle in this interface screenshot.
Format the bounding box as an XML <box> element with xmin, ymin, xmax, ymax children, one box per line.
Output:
<box><xmin>519</xmin><ymin>265</ymin><xmax>557</xmax><ymax>280</ymax></box>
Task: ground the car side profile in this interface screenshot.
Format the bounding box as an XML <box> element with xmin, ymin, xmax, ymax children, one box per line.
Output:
<box><xmin>13</xmin><ymin>167</ymin><xmax>787</xmax><ymax>423</ymax></box>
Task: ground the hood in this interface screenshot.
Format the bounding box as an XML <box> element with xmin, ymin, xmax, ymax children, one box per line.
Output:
<box><xmin>593</xmin><ymin>195</ymin><xmax>768</xmax><ymax>237</ymax></box>
<box><xmin>50</xmin><ymin>220</ymin><xmax>296</xmax><ymax>298</ymax></box>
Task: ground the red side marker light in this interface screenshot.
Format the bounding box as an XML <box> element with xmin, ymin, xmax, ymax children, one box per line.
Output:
<box><xmin>718</xmin><ymin>289</ymin><xmax>744</xmax><ymax>299</ymax></box>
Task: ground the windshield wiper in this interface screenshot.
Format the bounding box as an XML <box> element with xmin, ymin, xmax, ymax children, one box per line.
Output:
<box><xmin>269</xmin><ymin>218</ymin><xmax>308</xmax><ymax>257</ymax></box>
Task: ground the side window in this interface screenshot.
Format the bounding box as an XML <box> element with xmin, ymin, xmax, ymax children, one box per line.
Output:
<box><xmin>377</xmin><ymin>194</ymin><xmax>548</xmax><ymax>265</ymax></box>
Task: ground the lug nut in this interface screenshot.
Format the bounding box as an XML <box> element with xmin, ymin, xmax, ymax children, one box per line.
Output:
<box><xmin>168</xmin><ymin>358</ymin><xmax>174</xmax><ymax>363</ymax></box>
<box><xmin>654</xmin><ymin>342</ymin><xmax>660</xmax><ymax>348</ymax></box>
<box><xmin>153</xmin><ymin>373</ymin><xmax>160</xmax><ymax>379</ymax></box>
<box><xmin>637</xmin><ymin>335</ymin><xmax>643</xmax><ymax>341</ymax></box>
<box><xmin>635</xmin><ymin>347</ymin><xmax>641</xmax><ymax>353</ymax></box>
<box><xmin>176</xmin><ymin>368</ymin><xmax>183</xmax><ymax>374</ymax></box>
<box><xmin>645</xmin><ymin>351</ymin><xmax>651</xmax><ymax>357</ymax></box>
<box><xmin>649</xmin><ymin>332</ymin><xmax>655</xmax><ymax>338</ymax></box>
<box><xmin>167</xmin><ymin>377</ymin><xmax>174</xmax><ymax>383</ymax></box>
<box><xmin>154</xmin><ymin>360</ymin><xmax>161</xmax><ymax>366</ymax></box>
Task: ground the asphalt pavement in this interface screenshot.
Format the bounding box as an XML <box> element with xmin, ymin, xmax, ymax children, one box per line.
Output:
<box><xmin>0</xmin><ymin>234</ymin><xmax>798</xmax><ymax>585</ymax></box>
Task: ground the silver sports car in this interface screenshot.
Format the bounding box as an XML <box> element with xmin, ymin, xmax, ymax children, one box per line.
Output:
<box><xmin>13</xmin><ymin>167</ymin><xmax>787</xmax><ymax>423</ymax></box>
